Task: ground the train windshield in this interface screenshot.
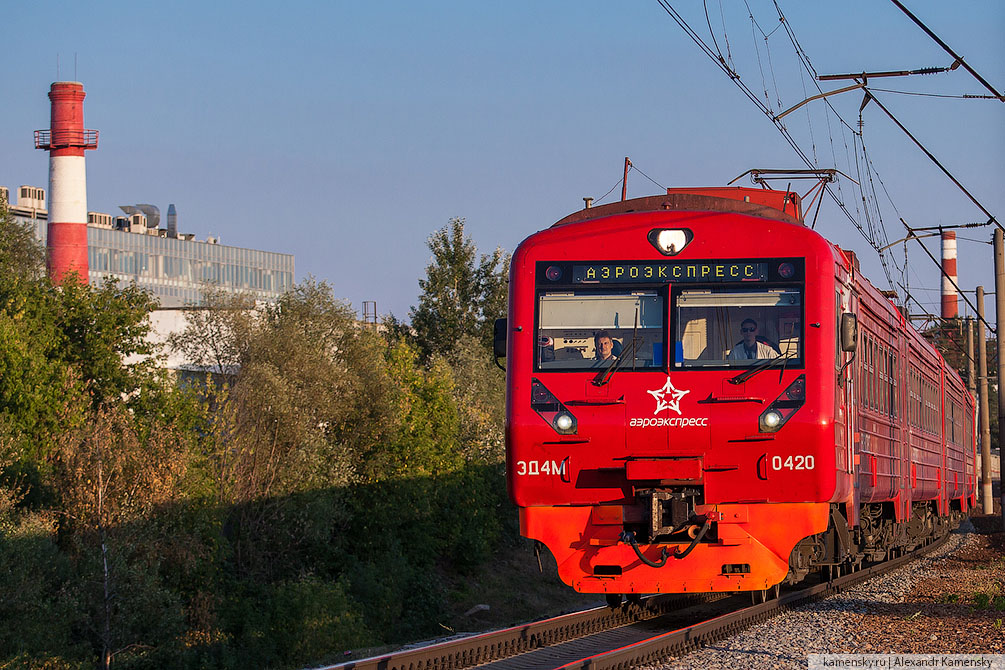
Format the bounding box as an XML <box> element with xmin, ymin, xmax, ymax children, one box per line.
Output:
<box><xmin>536</xmin><ymin>291</ymin><xmax>664</xmax><ymax>370</ymax></box>
<box><xmin>673</xmin><ymin>288</ymin><xmax>802</xmax><ymax>368</ymax></box>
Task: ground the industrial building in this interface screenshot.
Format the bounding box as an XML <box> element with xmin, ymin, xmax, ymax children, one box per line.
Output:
<box><xmin>3</xmin><ymin>184</ymin><xmax>294</xmax><ymax>307</ymax></box>
<box><xmin>2</xmin><ymin>81</ymin><xmax>293</xmax><ymax>308</ymax></box>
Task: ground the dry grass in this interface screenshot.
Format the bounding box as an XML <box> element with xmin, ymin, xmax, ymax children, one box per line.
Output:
<box><xmin>844</xmin><ymin>511</ymin><xmax>1005</xmax><ymax>654</ymax></box>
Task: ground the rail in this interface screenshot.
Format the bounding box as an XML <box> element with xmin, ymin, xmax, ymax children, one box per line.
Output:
<box><xmin>317</xmin><ymin>594</ymin><xmax>706</xmax><ymax>670</ymax></box>
<box><xmin>319</xmin><ymin>530</ymin><xmax>954</xmax><ymax>670</ymax></box>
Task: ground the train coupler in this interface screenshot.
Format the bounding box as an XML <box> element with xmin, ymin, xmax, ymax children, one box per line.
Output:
<box><xmin>619</xmin><ymin>513</ymin><xmax>714</xmax><ymax>566</ymax></box>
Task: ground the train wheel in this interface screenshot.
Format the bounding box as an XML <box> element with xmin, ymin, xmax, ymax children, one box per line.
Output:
<box><xmin>606</xmin><ymin>594</ymin><xmax>623</xmax><ymax>608</ymax></box>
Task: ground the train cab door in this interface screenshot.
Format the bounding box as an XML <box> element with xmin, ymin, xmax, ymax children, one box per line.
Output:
<box><xmin>835</xmin><ymin>283</ymin><xmax>858</xmax><ymax>512</ymax></box>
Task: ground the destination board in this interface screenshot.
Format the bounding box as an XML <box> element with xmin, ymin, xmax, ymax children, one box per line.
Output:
<box><xmin>571</xmin><ymin>261</ymin><xmax>768</xmax><ymax>284</ymax></box>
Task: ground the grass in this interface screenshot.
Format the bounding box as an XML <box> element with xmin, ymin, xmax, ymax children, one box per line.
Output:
<box><xmin>340</xmin><ymin>536</ymin><xmax>601</xmax><ymax>662</ymax></box>
<box><xmin>439</xmin><ymin>538</ymin><xmax>600</xmax><ymax>633</ymax></box>
<box><xmin>972</xmin><ymin>593</ymin><xmax>1005</xmax><ymax>611</ymax></box>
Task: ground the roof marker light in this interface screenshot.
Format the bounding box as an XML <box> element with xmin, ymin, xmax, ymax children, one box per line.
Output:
<box><xmin>648</xmin><ymin>228</ymin><xmax>693</xmax><ymax>256</ymax></box>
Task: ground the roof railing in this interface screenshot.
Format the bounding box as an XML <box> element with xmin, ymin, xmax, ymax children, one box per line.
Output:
<box><xmin>34</xmin><ymin>129</ymin><xmax>99</xmax><ymax>150</ymax></box>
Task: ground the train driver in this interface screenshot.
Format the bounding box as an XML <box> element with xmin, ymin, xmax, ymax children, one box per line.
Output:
<box><xmin>728</xmin><ymin>318</ymin><xmax>780</xmax><ymax>360</ymax></box>
<box><xmin>593</xmin><ymin>330</ymin><xmax>618</xmax><ymax>366</ymax></box>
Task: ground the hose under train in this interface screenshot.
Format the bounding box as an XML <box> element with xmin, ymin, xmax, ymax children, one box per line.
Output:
<box><xmin>619</xmin><ymin>517</ymin><xmax>712</xmax><ymax>567</ymax></box>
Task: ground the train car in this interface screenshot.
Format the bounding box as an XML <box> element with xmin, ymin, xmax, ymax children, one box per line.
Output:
<box><xmin>498</xmin><ymin>186</ymin><xmax>976</xmax><ymax>599</ymax></box>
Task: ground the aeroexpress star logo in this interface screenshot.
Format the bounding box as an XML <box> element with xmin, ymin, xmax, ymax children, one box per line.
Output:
<box><xmin>647</xmin><ymin>376</ymin><xmax>690</xmax><ymax>416</ymax></box>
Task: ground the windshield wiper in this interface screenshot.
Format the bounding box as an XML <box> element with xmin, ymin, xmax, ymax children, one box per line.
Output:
<box><xmin>592</xmin><ymin>336</ymin><xmax>642</xmax><ymax>387</ymax></box>
<box><xmin>727</xmin><ymin>351</ymin><xmax>796</xmax><ymax>385</ymax></box>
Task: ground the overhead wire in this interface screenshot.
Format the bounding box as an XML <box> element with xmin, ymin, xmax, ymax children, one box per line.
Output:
<box><xmin>593</xmin><ymin>161</ymin><xmax>668</xmax><ymax>203</ymax></box>
<box><xmin>656</xmin><ymin>0</ymin><xmax>1002</xmax><ymax>302</ymax></box>
<box><xmin>887</xmin><ymin>0</ymin><xmax>1005</xmax><ymax>102</ymax></box>
<box><xmin>768</xmin><ymin>0</ymin><xmax>902</xmax><ymax>286</ymax></box>
<box><xmin>655</xmin><ymin>0</ymin><xmax>901</xmax><ymax>290</ymax></box>
<box><xmin>630</xmin><ymin>164</ymin><xmax>667</xmax><ymax>191</ymax></box>
<box><xmin>716</xmin><ymin>0</ymin><xmax>735</xmax><ymax>69</ymax></box>
<box><xmin>903</xmin><ymin>225</ymin><xmax>996</xmax><ymax>334</ymax></box>
<box><xmin>593</xmin><ymin>178</ymin><xmax>624</xmax><ymax>206</ymax></box>
<box><xmin>867</xmin><ymin>87</ymin><xmax>1002</xmax><ymax>100</ymax></box>
<box><xmin>704</xmin><ymin>0</ymin><xmax>727</xmax><ymax>69</ymax></box>
<box><xmin>861</xmin><ymin>88</ymin><xmax>1002</xmax><ymax>232</ymax></box>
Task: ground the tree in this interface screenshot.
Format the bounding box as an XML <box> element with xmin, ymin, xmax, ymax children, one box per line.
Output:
<box><xmin>52</xmin><ymin>276</ymin><xmax>163</xmax><ymax>408</ymax></box>
<box><xmin>410</xmin><ymin>218</ymin><xmax>509</xmax><ymax>360</ymax></box>
<box><xmin>171</xmin><ymin>279</ymin><xmax>399</xmax><ymax>503</ymax></box>
<box><xmin>0</xmin><ymin>205</ymin><xmax>166</xmax><ymax>468</ymax></box>
<box><xmin>448</xmin><ymin>335</ymin><xmax>505</xmax><ymax>464</ymax></box>
<box><xmin>54</xmin><ymin>406</ymin><xmax>189</xmax><ymax>670</ymax></box>
<box><xmin>355</xmin><ymin>341</ymin><xmax>462</xmax><ymax>482</ymax></box>
<box><xmin>0</xmin><ymin>196</ymin><xmax>45</xmax><ymax>281</ymax></box>
<box><xmin>167</xmin><ymin>286</ymin><xmax>257</xmax><ymax>376</ymax></box>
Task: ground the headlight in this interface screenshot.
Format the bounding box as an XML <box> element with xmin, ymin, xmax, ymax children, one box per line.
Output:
<box><xmin>531</xmin><ymin>378</ymin><xmax>578</xmax><ymax>435</ymax></box>
<box><xmin>758</xmin><ymin>374</ymin><xmax>806</xmax><ymax>433</ymax></box>
<box><xmin>554</xmin><ymin>412</ymin><xmax>575</xmax><ymax>432</ymax></box>
<box><xmin>761</xmin><ymin>410</ymin><xmax>783</xmax><ymax>429</ymax></box>
<box><xmin>647</xmin><ymin>228</ymin><xmax>693</xmax><ymax>256</ymax></box>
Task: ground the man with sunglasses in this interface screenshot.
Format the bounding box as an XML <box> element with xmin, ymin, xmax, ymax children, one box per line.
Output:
<box><xmin>728</xmin><ymin>318</ymin><xmax>779</xmax><ymax>360</ymax></box>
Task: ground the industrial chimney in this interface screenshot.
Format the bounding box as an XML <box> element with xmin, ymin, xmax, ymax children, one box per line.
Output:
<box><xmin>35</xmin><ymin>82</ymin><xmax>98</xmax><ymax>284</ymax></box>
<box><xmin>167</xmin><ymin>203</ymin><xmax>178</xmax><ymax>238</ymax></box>
<box><xmin>941</xmin><ymin>230</ymin><xmax>958</xmax><ymax>319</ymax></box>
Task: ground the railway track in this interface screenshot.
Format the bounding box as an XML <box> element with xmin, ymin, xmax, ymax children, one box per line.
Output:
<box><xmin>320</xmin><ymin>532</ymin><xmax>952</xmax><ymax>670</ymax></box>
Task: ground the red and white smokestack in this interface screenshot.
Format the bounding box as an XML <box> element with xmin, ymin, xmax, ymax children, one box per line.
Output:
<box><xmin>941</xmin><ymin>230</ymin><xmax>959</xmax><ymax>318</ymax></box>
<box><xmin>34</xmin><ymin>81</ymin><xmax>98</xmax><ymax>284</ymax></box>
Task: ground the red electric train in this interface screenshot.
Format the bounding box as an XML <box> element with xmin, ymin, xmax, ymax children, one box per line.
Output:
<box><xmin>498</xmin><ymin>186</ymin><xmax>976</xmax><ymax>600</ymax></box>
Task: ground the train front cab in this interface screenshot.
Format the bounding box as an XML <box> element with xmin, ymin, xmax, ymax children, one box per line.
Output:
<box><xmin>506</xmin><ymin>197</ymin><xmax>851</xmax><ymax>596</ymax></box>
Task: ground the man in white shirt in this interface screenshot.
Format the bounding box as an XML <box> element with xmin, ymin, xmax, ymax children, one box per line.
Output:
<box><xmin>728</xmin><ymin>318</ymin><xmax>779</xmax><ymax>360</ymax></box>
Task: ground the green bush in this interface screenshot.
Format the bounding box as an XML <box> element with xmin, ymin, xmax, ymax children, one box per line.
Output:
<box><xmin>0</xmin><ymin>505</ymin><xmax>86</xmax><ymax>664</ymax></box>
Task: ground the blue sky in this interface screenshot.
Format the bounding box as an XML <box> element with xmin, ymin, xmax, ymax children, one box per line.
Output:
<box><xmin>2</xmin><ymin>1</ymin><xmax>1002</xmax><ymax>320</ymax></box>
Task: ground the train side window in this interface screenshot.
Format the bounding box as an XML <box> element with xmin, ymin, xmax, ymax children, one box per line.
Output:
<box><xmin>861</xmin><ymin>336</ymin><xmax>869</xmax><ymax>409</ymax></box>
<box><xmin>871</xmin><ymin>339</ymin><xmax>877</xmax><ymax>410</ymax></box>
<box><xmin>889</xmin><ymin>351</ymin><xmax>897</xmax><ymax>418</ymax></box>
<box><xmin>880</xmin><ymin>345</ymin><xmax>888</xmax><ymax>415</ymax></box>
<box><xmin>535</xmin><ymin>291</ymin><xmax>664</xmax><ymax>371</ymax></box>
<box><xmin>865</xmin><ymin>337</ymin><xmax>873</xmax><ymax>410</ymax></box>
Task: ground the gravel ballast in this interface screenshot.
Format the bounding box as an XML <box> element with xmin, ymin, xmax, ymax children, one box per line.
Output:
<box><xmin>645</xmin><ymin>516</ymin><xmax>1005</xmax><ymax>670</ymax></box>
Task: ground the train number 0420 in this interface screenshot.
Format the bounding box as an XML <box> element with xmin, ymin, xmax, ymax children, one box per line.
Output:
<box><xmin>771</xmin><ymin>455</ymin><xmax>815</xmax><ymax>471</ymax></box>
<box><xmin>515</xmin><ymin>460</ymin><xmax>567</xmax><ymax>476</ymax></box>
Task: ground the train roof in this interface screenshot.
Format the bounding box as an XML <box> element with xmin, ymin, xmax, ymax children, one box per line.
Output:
<box><xmin>552</xmin><ymin>187</ymin><xmax>803</xmax><ymax>228</ymax></box>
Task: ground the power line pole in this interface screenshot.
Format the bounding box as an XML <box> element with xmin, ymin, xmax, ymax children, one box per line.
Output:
<box><xmin>966</xmin><ymin>317</ymin><xmax>975</xmax><ymax>397</ymax></box>
<box><xmin>995</xmin><ymin>229</ymin><xmax>1005</xmax><ymax>529</ymax></box>
<box><xmin>977</xmin><ymin>288</ymin><xmax>993</xmax><ymax>514</ymax></box>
